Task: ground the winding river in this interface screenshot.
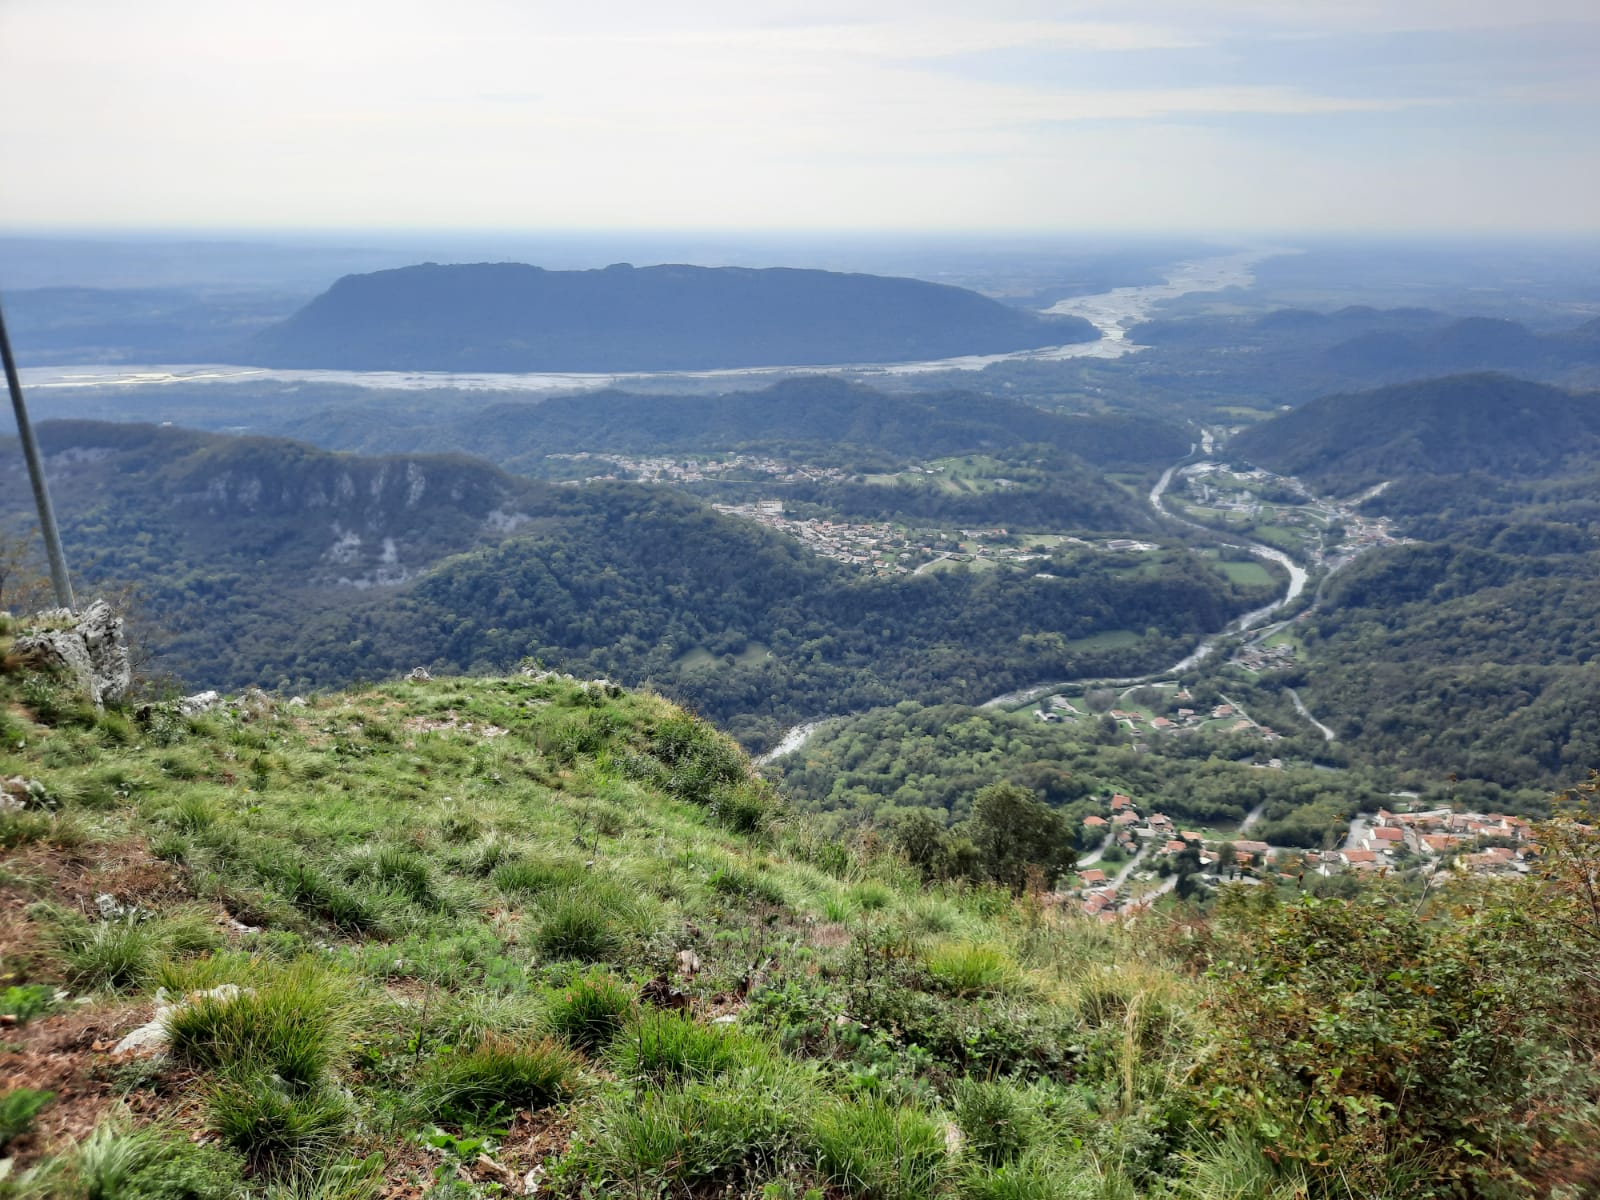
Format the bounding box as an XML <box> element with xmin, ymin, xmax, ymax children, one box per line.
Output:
<box><xmin>761</xmin><ymin>451</ymin><xmax>1314</xmax><ymax>764</ymax></box>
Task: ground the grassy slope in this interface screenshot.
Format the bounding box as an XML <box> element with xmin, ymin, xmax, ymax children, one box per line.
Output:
<box><xmin>1</xmin><ymin>612</ymin><xmax>1596</xmax><ymax>1199</ymax></box>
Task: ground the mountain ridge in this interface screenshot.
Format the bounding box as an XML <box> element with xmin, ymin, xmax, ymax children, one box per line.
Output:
<box><xmin>248</xmin><ymin>261</ymin><xmax>1098</xmax><ymax>372</ymax></box>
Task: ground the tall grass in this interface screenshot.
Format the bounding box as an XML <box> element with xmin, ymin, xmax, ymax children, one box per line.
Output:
<box><xmin>165</xmin><ymin>962</ymin><xmax>354</xmax><ymax>1090</ymax></box>
<box><xmin>809</xmin><ymin>1097</ymin><xmax>949</xmax><ymax>1200</ymax></box>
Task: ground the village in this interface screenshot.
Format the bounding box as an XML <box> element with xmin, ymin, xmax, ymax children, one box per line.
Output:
<box><xmin>1170</xmin><ymin>461</ymin><xmax>1408</xmax><ymax>567</ymax></box>
<box><xmin>544</xmin><ymin>451</ymin><xmax>850</xmax><ymax>486</ymax></box>
<box><xmin>1061</xmin><ymin>789</ymin><xmax>1540</xmax><ymax>922</ymax></box>
<box><xmin>711</xmin><ymin>500</ymin><xmax>1147</xmax><ymax>577</ymax></box>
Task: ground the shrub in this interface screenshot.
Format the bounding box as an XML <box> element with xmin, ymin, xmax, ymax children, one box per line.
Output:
<box><xmin>415</xmin><ymin>1036</ymin><xmax>578</xmax><ymax>1121</ymax></box>
<box><xmin>171</xmin><ymin>792</ymin><xmax>218</xmax><ymax>834</ymax></box>
<box><xmin>577</xmin><ymin>1067</ymin><xmax>809</xmax><ymax>1194</ymax></box>
<box><xmin>69</xmin><ymin>1119</ymin><xmax>245</xmax><ymax>1200</ymax></box>
<box><xmin>952</xmin><ymin>1080</ymin><xmax>1036</xmax><ymax>1167</ymax></box>
<box><xmin>610</xmin><ymin>1010</ymin><xmax>771</xmax><ymax>1083</ymax></box>
<box><xmin>958</xmin><ymin>1152</ymin><xmax>1083</xmax><ymax>1200</ymax></box>
<box><xmin>492</xmin><ymin>858</ymin><xmax>587</xmax><ymax>897</ymax></box>
<box><xmin>0</xmin><ymin>982</ymin><xmax>57</xmax><ymax>1025</ymax></box>
<box><xmin>709</xmin><ymin>862</ymin><xmax>787</xmax><ymax>906</ymax></box>
<box><xmin>809</xmin><ymin>1097</ymin><xmax>949</xmax><ymax>1200</ymax></box>
<box><xmin>923</xmin><ymin>942</ymin><xmax>1023</xmax><ymax>999</ymax></box>
<box><xmin>545</xmin><ymin>970</ymin><xmax>634</xmax><ymax>1052</ymax></box>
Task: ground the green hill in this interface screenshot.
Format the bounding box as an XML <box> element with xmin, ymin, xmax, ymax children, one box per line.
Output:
<box><xmin>0</xmin><ymin>612</ymin><xmax>1595</xmax><ymax>1199</ymax></box>
<box><xmin>249</xmin><ymin>262</ymin><xmax>1098</xmax><ymax>372</ymax></box>
<box><xmin>1230</xmin><ymin>373</ymin><xmax>1600</xmax><ymax>491</ymax></box>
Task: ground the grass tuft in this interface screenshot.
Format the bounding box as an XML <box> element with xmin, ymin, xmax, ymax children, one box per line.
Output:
<box><xmin>545</xmin><ymin>969</ymin><xmax>635</xmax><ymax>1052</ymax></box>
<box><xmin>809</xmin><ymin>1097</ymin><xmax>949</xmax><ymax>1200</ymax></box>
<box><xmin>415</xmin><ymin>1036</ymin><xmax>578</xmax><ymax>1121</ymax></box>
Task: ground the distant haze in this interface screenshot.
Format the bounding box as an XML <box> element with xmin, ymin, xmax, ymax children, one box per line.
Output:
<box><xmin>1</xmin><ymin>0</ymin><xmax>1597</xmax><ymax>233</ymax></box>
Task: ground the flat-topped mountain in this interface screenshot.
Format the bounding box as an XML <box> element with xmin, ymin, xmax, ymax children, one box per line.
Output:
<box><xmin>1230</xmin><ymin>373</ymin><xmax>1600</xmax><ymax>490</ymax></box>
<box><xmin>247</xmin><ymin>262</ymin><xmax>1098</xmax><ymax>372</ymax></box>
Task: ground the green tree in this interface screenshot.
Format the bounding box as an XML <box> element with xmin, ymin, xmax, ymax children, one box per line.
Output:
<box><xmin>963</xmin><ymin>782</ymin><xmax>1075</xmax><ymax>893</ymax></box>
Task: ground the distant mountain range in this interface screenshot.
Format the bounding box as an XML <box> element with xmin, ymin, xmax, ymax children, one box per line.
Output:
<box><xmin>247</xmin><ymin>262</ymin><xmax>1098</xmax><ymax>372</ymax></box>
<box><xmin>1230</xmin><ymin>373</ymin><xmax>1600</xmax><ymax>491</ymax></box>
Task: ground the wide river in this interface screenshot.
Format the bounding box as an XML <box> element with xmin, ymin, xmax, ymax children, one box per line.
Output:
<box><xmin>21</xmin><ymin>247</ymin><xmax>1287</xmax><ymax>396</ymax></box>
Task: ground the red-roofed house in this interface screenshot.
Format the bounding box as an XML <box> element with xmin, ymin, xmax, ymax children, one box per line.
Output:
<box><xmin>1164</xmin><ymin>840</ymin><xmax>1188</xmax><ymax>854</ymax></box>
<box><xmin>1079</xmin><ymin>869</ymin><xmax>1107</xmax><ymax>886</ymax></box>
<box><xmin>1083</xmin><ymin>815</ymin><xmax>1108</xmax><ymax>828</ymax></box>
<box><xmin>1110</xmin><ymin>794</ymin><xmax>1133</xmax><ymax>811</ymax></box>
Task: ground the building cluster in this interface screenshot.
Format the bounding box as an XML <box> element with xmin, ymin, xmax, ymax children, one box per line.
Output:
<box><xmin>713</xmin><ymin>503</ymin><xmax>925</xmax><ymax>575</ymax></box>
<box><xmin>1175</xmin><ymin>460</ymin><xmax>1408</xmax><ymax>567</ymax></box>
<box><xmin>1060</xmin><ymin>796</ymin><xmax>1541</xmax><ymax>921</ymax></box>
<box><xmin>1308</xmin><ymin>808</ymin><xmax>1536</xmax><ymax>878</ymax></box>
<box><xmin>548</xmin><ymin>452</ymin><xmax>847</xmax><ymax>485</ymax></box>
<box><xmin>1231</xmin><ymin>640</ymin><xmax>1297</xmax><ymax>672</ymax></box>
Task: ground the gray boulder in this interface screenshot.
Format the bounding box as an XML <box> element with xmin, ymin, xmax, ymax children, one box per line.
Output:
<box><xmin>14</xmin><ymin>600</ymin><xmax>132</xmax><ymax>708</ymax></box>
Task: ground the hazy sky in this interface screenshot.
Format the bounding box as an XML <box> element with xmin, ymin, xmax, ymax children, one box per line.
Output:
<box><xmin>3</xmin><ymin>0</ymin><xmax>1597</xmax><ymax>233</ymax></box>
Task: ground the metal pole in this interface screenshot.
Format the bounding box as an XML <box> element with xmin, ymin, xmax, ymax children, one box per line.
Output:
<box><xmin>0</xmin><ymin>296</ymin><xmax>74</xmax><ymax>610</ymax></box>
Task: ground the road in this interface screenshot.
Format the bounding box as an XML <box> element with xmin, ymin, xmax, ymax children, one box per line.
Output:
<box><xmin>1287</xmin><ymin>687</ymin><xmax>1337</xmax><ymax>741</ymax></box>
<box><xmin>1077</xmin><ymin>831</ymin><xmax>1115</xmax><ymax>867</ymax></box>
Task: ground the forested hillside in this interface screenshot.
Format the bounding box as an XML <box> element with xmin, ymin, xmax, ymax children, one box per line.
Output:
<box><xmin>269</xmin><ymin>376</ymin><xmax>1190</xmax><ymax>474</ymax></box>
<box><xmin>0</xmin><ymin>422</ymin><xmax>1270</xmax><ymax>746</ymax></box>
<box><xmin>1229</xmin><ymin>374</ymin><xmax>1600</xmax><ymax>490</ymax></box>
<box><xmin>249</xmin><ymin>262</ymin><xmax>1098</xmax><ymax>372</ymax></box>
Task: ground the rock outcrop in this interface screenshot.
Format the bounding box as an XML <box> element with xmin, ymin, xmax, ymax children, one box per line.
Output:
<box><xmin>14</xmin><ymin>600</ymin><xmax>132</xmax><ymax>707</ymax></box>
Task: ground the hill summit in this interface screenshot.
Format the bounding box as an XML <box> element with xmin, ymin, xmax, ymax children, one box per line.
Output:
<box><xmin>1</xmin><ymin>607</ymin><xmax>1597</xmax><ymax>1195</ymax></box>
<box><xmin>247</xmin><ymin>261</ymin><xmax>1097</xmax><ymax>373</ymax></box>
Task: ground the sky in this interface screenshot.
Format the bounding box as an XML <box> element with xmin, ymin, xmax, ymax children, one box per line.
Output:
<box><xmin>2</xmin><ymin>0</ymin><xmax>1597</xmax><ymax>234</ymax></box>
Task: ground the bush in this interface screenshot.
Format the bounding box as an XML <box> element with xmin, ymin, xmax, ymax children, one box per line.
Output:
<box><xmin>545</xmin><ymin>970</ymin><xmax>634</xmax><ymax>1052</ymax></box>
<box><xmin>492</xmin><ymin>858</ymin><xmax>587</xmax><ymax>897</ymax></box>
<box><xmin>923</xmin><ymin>942</ymin><xmax>1023</xmax><ymax>999</ymax></box>
<box><xmin>0</xmin><ymin>983</ymin><xmax>57</xmax><ymax>1025</ymax></box>
<box><xmin>69</xmin><ymin>1120</ymin><xmax>245</xmax><ymax>1200</ymax></box>
<box><xmin>576</xmin><ymin>1067</ymin><xmax>809</xmax><ymax>1194</ymax></box>
<box><xmin>952</xmin><ymin>1080</ymin><xmax>1036</xmax><ymax>1167</ymax></box>
<box><xmin>534</xmin><ymin>896</ymin><xmax>622</xmax><ymax>963</ymax></box>
<box><xmin>62</xmin><ymin>916</ymin><xmax>158</xmax><ymax>992</ymax></box>
<box><xmin>415</xmin><ymin>1037</ymin><xmax>578</xmax><ymax>1121</ymax></box>
<box><xmin>809</xmin><ymin>1097</ymin><xmax>949</xmax><ymax>1200</ymax></box>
